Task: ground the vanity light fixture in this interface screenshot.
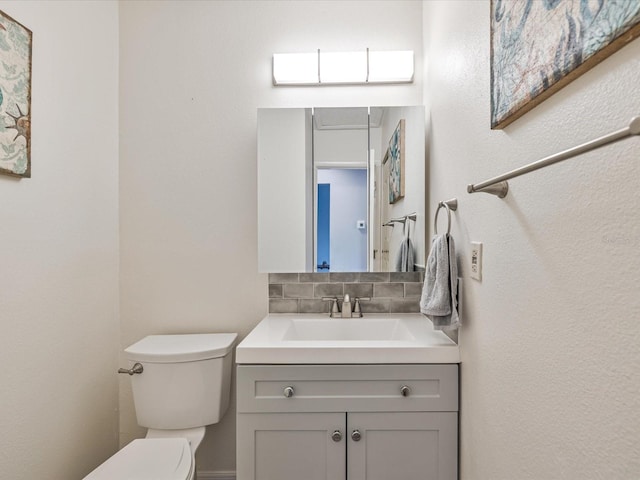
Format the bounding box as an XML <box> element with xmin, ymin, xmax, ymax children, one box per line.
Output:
<box><xmin>272</xmin><ymin>49</ymin><xmax>414</xmax><ymax>86</ymax></box>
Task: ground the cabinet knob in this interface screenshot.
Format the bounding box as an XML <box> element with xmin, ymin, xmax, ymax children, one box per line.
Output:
<box><xmin>351</xmin><ymin>430</ymin><xmax>362</xmax><ymax>442</ymax></box>
<box><xmin>400</xmin><ymin>385</ymin><xmax>411</xmax><ymax>397</ymax></box>
<box><xmin>331</xmin><ymin>430</ymin><xmax>343</xmax><ymax>442</ymax></box>
<box><xmin>283</xmin><ymin>386</ymin><xmax>295</xmax><ymax>398</ymax></box>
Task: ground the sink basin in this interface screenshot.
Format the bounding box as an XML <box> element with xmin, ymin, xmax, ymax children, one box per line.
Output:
<box><xmin>236</xmin><ymin>314</ymin><xmax>460</xmax><ymax>364</ymax></box>
<box><xmin>282</xmin><ymin>318</ymin><xmax>416</xmax><ymax>342</ymax></box>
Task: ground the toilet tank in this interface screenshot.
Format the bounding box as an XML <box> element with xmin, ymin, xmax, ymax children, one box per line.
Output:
<box><xmin>124</xmin><ymin>333</ymin><xmax>237</xmax><ymax>430</ymax></box>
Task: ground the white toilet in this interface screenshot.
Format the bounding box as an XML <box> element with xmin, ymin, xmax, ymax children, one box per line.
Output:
<box><xmin>84</xmin><ymin>332</ymin><xmax>238</xmax><ymax>480</ymax></box>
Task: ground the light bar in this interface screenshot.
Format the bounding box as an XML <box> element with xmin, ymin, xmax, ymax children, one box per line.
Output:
<box><xmin>320</xmin><ymin>51</ymin><xmax>368</xmax><ymax>84</ymax></box>
<box><xmin>272</xmin><ymin>52</ymin><xmax>319</xmax><ymax>85</ymax></box>
<box><xmin>368</xmin><ymin>50</ymin><xmax>414</xmax><ymax>83</ymax></box>
<box><xmin>272</xmin><ymin>49</ymin><xmax>414</xmax><ymax>86</ymax></box>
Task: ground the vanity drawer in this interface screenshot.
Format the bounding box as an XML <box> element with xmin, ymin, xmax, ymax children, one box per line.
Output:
<box><xmin>237</xmin><ymin>364</ymin><xmax>458</xmax><ymax>413</ymax></box>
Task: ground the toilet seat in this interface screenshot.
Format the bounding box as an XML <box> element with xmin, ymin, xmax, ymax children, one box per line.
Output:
<box><xmin>83</xmin><ymin>438</ymin><xmax>193</xmax><ymax>480</ymax></box>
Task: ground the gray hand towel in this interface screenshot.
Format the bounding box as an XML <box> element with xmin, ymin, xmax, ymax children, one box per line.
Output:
<box><xmin>395</xmin><ymin>221</ymin><xmax>415</xmax><ymax>272</ymax></box>
<box><xmin>420</xmin><ymin>234</ymin><xmax>459</xmax><ymax>330</ymax></box>
<box><xmin>395</xmin><ymin>237</ymin><xmax>415</xmax><ymax>272</ymax></box>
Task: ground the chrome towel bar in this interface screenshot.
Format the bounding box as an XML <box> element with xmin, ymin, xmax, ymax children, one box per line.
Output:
<box><xmin>467</xmin><ymin>116</ymin><xmax>640</xmax><ymax>198</ymax></box>
<box><xmin>383</xmin><ymin>212</ymin><xmax>417</xmax><ymax>227</ymax></box>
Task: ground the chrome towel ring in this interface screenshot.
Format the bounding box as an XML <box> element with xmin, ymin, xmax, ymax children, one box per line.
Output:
<box><xmin>434</xmin><ymin>198</ymin><xmax>458</xmax><ymax>235</ymax></box>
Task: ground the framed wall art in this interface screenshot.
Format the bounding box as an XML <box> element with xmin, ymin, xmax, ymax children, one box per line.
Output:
<box><xmin>385</xmin><ymin>119</ymin><xmax>405</xmax><ymax>204</ymax></box>
<box><xmin>491</xmin><ymin>0</ymin><xmax>640</xmax><ymax>129</ymax></box>
<box><xmin>0</xmin><ymin>9</ymin><xmax>32</xmax><ymax>178</ymax></box>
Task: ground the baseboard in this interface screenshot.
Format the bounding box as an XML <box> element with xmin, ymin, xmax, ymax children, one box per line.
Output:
<box><xmin>197</xmin><ymin>471</ymin><xmax>236</xmax><ymax>480</ymax></box>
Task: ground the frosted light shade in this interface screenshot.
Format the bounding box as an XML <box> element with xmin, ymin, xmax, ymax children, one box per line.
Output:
<box><xmin>272</xmin><ymin>50</ymin><xmax>414</xmax><ymax>85</ymax></box>
<box><xmin>319</xmin><ymin>51</ymin><xmax>368</xmax><ymax>84</ymax></box>
<box><xmin>368</xmin><ymin>50</ymin><xmax>414</xmax><ymax>83</ymax></box>
<box><xmin>272</xmin><ymin>53</ymin><xmax>318</xmax><ymax>85</ymax></box>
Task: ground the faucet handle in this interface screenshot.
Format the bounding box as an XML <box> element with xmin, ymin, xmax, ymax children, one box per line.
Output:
<box><xmin>322</xmin><ymin>297</ymin><xmax>340</xmax><ymax>317</ymax></box>
<box><xmin>352</xmin><ymin>297</ymin><xmax>371</xmax><ymax>317</ymax></box>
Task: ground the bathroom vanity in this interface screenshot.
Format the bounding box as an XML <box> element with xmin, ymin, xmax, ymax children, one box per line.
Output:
<box><xmin>236</xmin><ymin>314</ymin><xmax>460</xmax><ymax>480</ymax></box>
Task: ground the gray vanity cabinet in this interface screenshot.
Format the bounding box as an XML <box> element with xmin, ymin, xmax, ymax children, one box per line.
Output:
<box><xmin>236</xmin><ymin>364</ymin><xmax>459</xmax><ymax>480</ymax></box>
<box><xmin>346</xmin><ymin>411</ymin><xmax>458</xmax><ymax>480</ymax></box>
<box><xmin>236</xmin><ymin>412</ymin><xmax>346</xmax><ymax>480</ymax></box>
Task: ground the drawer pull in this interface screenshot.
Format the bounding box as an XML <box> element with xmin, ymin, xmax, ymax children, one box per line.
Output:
<box><xmin>400</xmin><ymin>385</ymin><xmax>411</xmax><ymax>397</ymax></box>
<box><xmin>351</xmin><ymin>430</ymin><xmax>362</xmax><ymax>442</ymax></box>
<box><xmin>331</xmin><ymin>430</ymin><xmax>343</xmax><ymax>442</ymax></box>
<box><xmin>283</xmin><ymin>386</ymin><xmax>295</xmax><ymax>398</ymax></box>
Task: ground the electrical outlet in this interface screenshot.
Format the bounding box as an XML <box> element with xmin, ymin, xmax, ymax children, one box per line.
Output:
<box><xmin>470</xmin><ymin>242</ymin><xmax>483</xmax><ymax>281</ymax></box>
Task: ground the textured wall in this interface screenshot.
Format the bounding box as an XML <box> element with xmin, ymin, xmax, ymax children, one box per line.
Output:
<box><xmin>423</xmin><ymin>2</ymin><xmax>640</xmax><ymax>479</ymax></box>
<box><xmin>0</xmin><ymin>2</ymin><xmax>120</xmax><ymax>479</ymax></box>
<box><xmin>119</xmin><ymin>1</ymin><xmax>423</xmax><ymax>474</ymax></box>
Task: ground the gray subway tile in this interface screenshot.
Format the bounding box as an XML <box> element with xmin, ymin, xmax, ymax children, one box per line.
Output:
<box><xmin>374</xmin><ymin>282</ymin><xmax>404</xmax><ymax>298</ymax></box>
<box><xmin>314</xmin><ymin>283</ymin><xmax>344</xmax><ymax>298</ymax></box>
<box><xmin>329</xmin><ymin>272</ymin><xmax>359</xmax><ymax>282</ymax></box>
<box><xmin>300</xmin><ymin>273</ymin><xmax>329</xmax><ymax>283</ymax></box>
<box><xmin>390</xmin><ymin>272</ymin><xmax>422</xmax><ymax>283</ymax></box>
<box><xmin>269</xmin><ymin>284</ymin><xmax>283</xmax><ymax>298</ymax></box>
<box><xmin>359</xmin><ymin>272</ymin><xmax>390</xmax><ymax>283</ymax></box>
<box><xmin>283</xmin><ymin>283</ymin><xmax>314</xmax><ymax>298</ymax></box>
<box><xmin>269</xmin><ymin>299</ymin><xmax>299</xmax><ymax>313</ymax></box>
<box><xmin>344</xmin><ymin>283</ymin><xmax>373</xmax><ymax>299</ymax></box>
<box><xmin>299</xmin><ymin>299</ymin><xmax>330</xmax><ymax>314</ymax></box>
<box><xmin>269</xmin><ymin>273</ymin><xmax>299</xmax><ymax>283</ymax></box>
<box><xmin>360</xmin><ymin>299</ymin><xmax>390</xmax><ymax>314</ymax></box>
<box><xmin>390</xmin><ymin>298</ymin><xmax>420</xmax><ymax>313</ymax></box>
<box><xmin>404</xmin><ymin>282</ymin><xmax>423</xmax><ymax>298</ymax></box>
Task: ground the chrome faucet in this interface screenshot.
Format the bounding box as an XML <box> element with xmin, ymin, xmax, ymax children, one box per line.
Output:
<box><xmin>322</xmin><ymin>294</ymin><xmax>370</xmax><ymax>318</ymax></box>
<box><xmin>341</xmin><ymin>294</ymin><xmax>352</xmax><ymax>318</ymax></box>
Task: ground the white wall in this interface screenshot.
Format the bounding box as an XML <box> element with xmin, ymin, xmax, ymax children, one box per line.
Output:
<box><xmin>0</xmin><ymin>2</ymin><xmax>119</xmax><ymax>479</ymax></box>
<box><xmin>119</xmin><ymin>0</ymin><xmax>423</xmax><ymax>473</ymax></box>
<box><xmin>423</xmin><ymin>2</ymin><xmax>640</xmax><ymax>479</ymax></box>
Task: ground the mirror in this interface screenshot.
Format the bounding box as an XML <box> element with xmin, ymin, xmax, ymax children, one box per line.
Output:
<box><xmin>258</xmin><ymin>106</ymin><xmax>425</xmax><ymax>273</ymax></box>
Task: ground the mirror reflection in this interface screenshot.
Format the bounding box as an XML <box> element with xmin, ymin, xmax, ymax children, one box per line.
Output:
<box><xmin>258</xmin><ymin>106</ymin><xmax>425</xmax><ymax>273</ymax></box>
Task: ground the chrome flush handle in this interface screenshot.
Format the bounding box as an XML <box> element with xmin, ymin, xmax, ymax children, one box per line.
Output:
<box><xmin>117</xmin><ymin>363</ymin><xmax>144</xmax><ymax>375</ymax></box>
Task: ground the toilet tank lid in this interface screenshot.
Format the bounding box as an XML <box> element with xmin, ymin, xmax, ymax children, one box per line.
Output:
<box><xmin>125</xmin><ymin>333</ymin><xmax>238</xmax><ymax>363</ymax></box>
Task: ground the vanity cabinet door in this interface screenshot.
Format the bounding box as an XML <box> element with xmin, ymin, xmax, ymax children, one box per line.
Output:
<box><xmin>347</xmin><ymin>412</ymin><xmax>458</xmax><ymax>480</ymax></box>
<box><xmin>236</xmin><ymin>412</ymin><xmax>346</xmax><ymax>480</ymax></box>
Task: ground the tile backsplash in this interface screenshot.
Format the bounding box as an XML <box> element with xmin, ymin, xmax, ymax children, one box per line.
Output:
<box><xmin>268</xmin><ymin>272</ymin><xmax>424</xmax><ymax>314</ymax></box>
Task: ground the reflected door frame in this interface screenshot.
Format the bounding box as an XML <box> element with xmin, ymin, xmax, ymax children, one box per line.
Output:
<box><xmin>313</xmin><ymin>163</ymin><xmax>369</xmax><ymax>272</ymax></box>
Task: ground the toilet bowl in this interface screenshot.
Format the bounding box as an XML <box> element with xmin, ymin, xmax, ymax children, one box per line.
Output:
<box><xmin>84</xmin><ymin>437</ymin><xmax>195</xmax><ymax>480</ymax></box>
<box><xmin>84</xmin><ymin>333</ymin><xmax>237</xmax><ymax>480</ymax></box>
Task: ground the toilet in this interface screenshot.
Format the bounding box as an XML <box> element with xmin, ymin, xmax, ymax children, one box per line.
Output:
<box><xmin>84</xmin><ymin>332</ymin><xmax>238</xmax><ymax>480</ymax></box>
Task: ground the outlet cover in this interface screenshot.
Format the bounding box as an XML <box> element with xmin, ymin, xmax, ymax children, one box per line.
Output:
<box><xmin>470</xmin><ymin>242</ymin><xmax>483</xmax><ymax>281</ymax></box>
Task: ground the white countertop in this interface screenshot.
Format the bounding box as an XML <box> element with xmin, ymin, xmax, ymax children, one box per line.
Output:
<box><xmin>236</xmin><ymin>313</ymin><xmax>460</xmax><ymax>364</ymax></box>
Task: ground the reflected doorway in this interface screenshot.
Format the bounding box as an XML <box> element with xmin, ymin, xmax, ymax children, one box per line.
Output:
<box><xmin>315</xmin><ymin>168</ymin><xmax>368</xmax><ymax>272</ymax></box>
<box><xmin>317</xmin><ymin>183</ymin><xmax>330</xmax><ymax>270</ymax></box>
